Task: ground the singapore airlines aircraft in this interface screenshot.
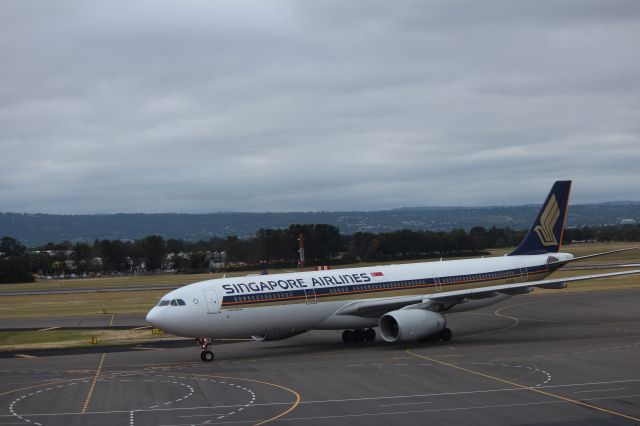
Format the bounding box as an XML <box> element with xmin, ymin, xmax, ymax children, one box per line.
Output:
<box><xmin>146</xmin><ymin>181</ymin><xmax>639</xmax><ymax>361</ymax></box>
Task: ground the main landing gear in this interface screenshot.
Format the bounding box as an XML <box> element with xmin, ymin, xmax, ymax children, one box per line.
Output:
<box><xmin>197</xmin><ymin>337</ymin><xmax>214</xmax><ymax>362</ymax></box>
<box><xmin>342</xmin><ymin>328</ymin><xmax>376</xmax><ymax>343</ymax></box>
<box><xmin>418</xmin><ymin>327</ymin><xmax>452</xmax><ymax>344</ymax></box>
<box><xmin>441</xmin><ymin>327</ymin><xmax>452</xmax><ymax>341</ymax></box>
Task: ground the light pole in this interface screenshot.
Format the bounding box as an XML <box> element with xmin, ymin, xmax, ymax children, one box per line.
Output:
<box><xmin>298</xmin><ymin>234</ymin><xmax>305</xmax><ymax>270</ymax></box>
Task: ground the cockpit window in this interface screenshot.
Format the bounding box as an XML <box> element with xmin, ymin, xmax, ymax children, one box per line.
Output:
<box><xmin>159</xmin><ymin>298</ymin><xmax>186</xmax><ymax>307</ymax></box>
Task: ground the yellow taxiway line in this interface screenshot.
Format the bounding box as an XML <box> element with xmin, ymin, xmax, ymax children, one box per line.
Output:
<box><xmin>81</xmin><ymin>353</ymin><xmax>106</xmax><ymax>414</ymax></box>
<box><xmin>406</xmin><ymin>349</ymin><xmax>640</xmax><ymax>423</ymax></box>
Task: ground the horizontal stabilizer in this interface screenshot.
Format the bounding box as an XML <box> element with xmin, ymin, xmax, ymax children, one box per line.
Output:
<box><xmin>550</xmin><ymin>247</ymin><xmax>639</xmax><ymax>267</ymax></box>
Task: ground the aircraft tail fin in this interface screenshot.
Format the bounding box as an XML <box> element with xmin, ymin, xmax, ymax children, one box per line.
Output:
<box><xmin>509</xmin><ymin>180</ymin><xmax>572</xmax><ymax>256</ymax></box>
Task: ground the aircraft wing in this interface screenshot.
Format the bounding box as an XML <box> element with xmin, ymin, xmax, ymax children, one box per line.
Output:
<box><xmin>335</xmin><ymin>269</ymin><xmax>640</xmax><ymax>318</ymax></box>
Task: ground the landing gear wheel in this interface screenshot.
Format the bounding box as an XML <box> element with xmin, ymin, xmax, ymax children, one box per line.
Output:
<box><xmin>364</xmin><ymin>328</ymin><xmax>376</xmax><ymax>342</ymax></box>
<box><xmin>342</xmin><ymin>329</ymin><xmax>354</xmax><ymax>343</ymax></box>
<box><xmin>440</xmin><ymin>328</ymin><xmax>452</xmax><ymax>342</ymax></box>
<box><xmin>353</xmin><ymin>329</ymin><xmax>364</xmax><ymax>343</ymax></box>
<box><xmin>197</xmin><ymin>337</ymin><xmax>214</xmax><ymax>361</ymax></box>
<box><xmin>200</xmin><ymin>350</ymin><xmax>214</xmax><ymax>362</ymax></box>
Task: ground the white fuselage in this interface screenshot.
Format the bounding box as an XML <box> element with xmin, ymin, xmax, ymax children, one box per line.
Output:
<box><xmin>145</xmin><ymin>253</ymin><xmax>572</xmax><ymax>339</ymax></box>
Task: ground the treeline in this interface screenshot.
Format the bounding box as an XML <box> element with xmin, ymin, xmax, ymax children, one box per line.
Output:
<box><xmin>0</xmin><ymin>237</ymin><xmax>35</xmax><ymax>283</ymax></box>
<box><xmin>2</xmin><ymin>224</ymin><xmax>640</xmax><ymax>283</ymax></box>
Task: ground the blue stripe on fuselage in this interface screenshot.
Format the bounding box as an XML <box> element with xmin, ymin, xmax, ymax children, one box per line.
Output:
<box><xmin>221</xmin><ymin>264</ymin><xmax>549</xmax><ymax>307</ymax></box>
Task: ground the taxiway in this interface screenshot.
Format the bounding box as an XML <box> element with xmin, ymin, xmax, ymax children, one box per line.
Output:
<box><xmin>0</xmin><ymin>289</ymin><xmax>639</xmax><ymax>425</ymax></box>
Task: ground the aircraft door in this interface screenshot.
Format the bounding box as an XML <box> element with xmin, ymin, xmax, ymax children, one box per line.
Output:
<box><xmin>430</xmin><ymin>272</ymin><xmax>442</xmax><ymax>292</ymax></box>
<box><xmin>203</xmin><ymin>289</ymin><xmax>221</xmax><ymax>314</ymax></box>
<box><xmin>302</xmin><ymin>279</ymin><xmax>317</xmax><ymax>304</ymax></box>
<box><xmin>517</xmin><ymin>261</ymin><xmax>529</xmax><ymax>282</ymax></box>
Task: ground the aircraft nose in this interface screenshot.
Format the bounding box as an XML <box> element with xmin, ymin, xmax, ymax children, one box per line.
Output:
<box><xmin>146</xmin><ymin>306</ymin><xmax>159</xmax><ymax>326</ymax></box>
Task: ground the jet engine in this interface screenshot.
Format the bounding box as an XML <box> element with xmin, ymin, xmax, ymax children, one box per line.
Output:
<box><xmin>379</xmin><ymin>309</ymin><xmax>446</xmax><ymax>342</ymax></box>
<box><xmin>251</xmin><ymin>328</ymin><xmax>308</xmax><ymax>341</ymax></box>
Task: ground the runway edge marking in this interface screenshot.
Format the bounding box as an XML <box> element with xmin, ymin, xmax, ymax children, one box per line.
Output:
<box><xmin>406</xmin><ymin>349</ymin><xmax>640</xmax><ymax>423</ymax></box>
<box><xmin>81</xmin><ymin>352</ymin><xmax>106</xmax><ymax>414</ymax></box>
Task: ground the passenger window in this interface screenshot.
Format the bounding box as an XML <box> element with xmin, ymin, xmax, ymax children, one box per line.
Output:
<box><xmin>177</xmin><ymin>299</ymin><xmax>186</xmax><ymax>306</ymax></box>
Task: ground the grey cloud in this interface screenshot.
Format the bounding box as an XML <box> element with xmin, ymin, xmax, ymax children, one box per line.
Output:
<box><xmin>1</xmin><ymin>0</ymin><xmax>639</xmax><ymax>214</ymax></box>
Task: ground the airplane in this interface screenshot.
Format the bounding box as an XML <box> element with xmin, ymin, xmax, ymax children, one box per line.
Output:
<box><xmin>146</xmin><ymin>181</ymin><xmax>640</xmax><ymax>361</ymax></box>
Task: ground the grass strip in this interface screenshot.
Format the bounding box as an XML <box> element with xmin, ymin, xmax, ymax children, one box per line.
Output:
<box><xmin>0</xmin><ymin>328</ymin><xmax>179</xmax><ymax>351</ymax></box>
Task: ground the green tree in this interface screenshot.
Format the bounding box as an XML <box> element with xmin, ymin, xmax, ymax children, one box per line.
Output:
<box><xmin>137</xmin><ymin>236</ymin><xmax>167</xmax><ymax>272</ymax></box>
<box><xmin>0</xmin><ymin>237</ymin><xmax>34</xmax><ymax>283</ymax></box>
<box><xmin>167</xmin><ymin>239</ymin><xmax>189</xmax><ymax>254</ymax></box>
<box><xmin>96</xmin><ymin>239</ymin><xmax>130</xmax><ymax>272</ymax></box>
<box><xmin>0</xmin><ymin>257</ymin><xmax>35</xmax><ymax>283</ymax></box>
<box><xmin>469</xmin><ymin>226</ymin><xmax>488</xmax><ymax>250</ymax></box>
<box><xmin>73</xmin><ymin>242</ymin><xmax>91</xmax><ymax>273</ymax></box>
<box><xmin>0</xmin><ymin>236</ymin><xmax>26</xmax><ymax>257</ymax></box>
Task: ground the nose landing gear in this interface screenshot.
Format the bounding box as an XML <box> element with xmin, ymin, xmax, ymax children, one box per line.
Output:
<box><xmin>196</xmin><ymin>337</ymin><xmax>214</xmax><ymax>362</ymax></box>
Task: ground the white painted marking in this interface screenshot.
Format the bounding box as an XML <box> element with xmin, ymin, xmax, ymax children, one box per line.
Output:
<box><xmin>37</xmin><ymin>326</ymin><xmax>60</xmax><ymax>332</ymax></box>
<box><xmin>574</xmin><ymin>387</ymin><xmax>626</xmax><ymax>394</ymax></box>
<box><xmin>178</xmin><ymin>414</ymin><xmax>230</xmax><ymax>418</ymax></box>
<box><xmin>5</xmin><ymin>377</ymin><xmax>638</xmax><ymax>422</ymax></box>
<box><xmin>380</xmin><ymin>401</ymin><xmax>434</xmax><ymax>407</ymax></box>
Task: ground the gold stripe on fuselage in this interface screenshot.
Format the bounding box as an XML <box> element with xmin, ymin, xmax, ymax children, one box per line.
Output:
<box><xmin>221</xmin><ymin>268</ymin><xmax>551</xmax><ymax>309</ymax></box>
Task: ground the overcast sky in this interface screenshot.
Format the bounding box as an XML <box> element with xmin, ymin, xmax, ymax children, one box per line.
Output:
<box><xmin>1</xmin><ymin>1</ymin><xmax>639</xmax><ymax>214</ymax></box>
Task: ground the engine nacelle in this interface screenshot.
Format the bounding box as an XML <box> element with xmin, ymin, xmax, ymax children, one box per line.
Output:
<box><xmin>251</xmin><ymin>328</ymin><xmax>308</xmax><ymax>342</ymax></box>
<box><xmin>379</xmin><ymin>309</ymin><xmax>446</xmax><ymax>343</ymax></box>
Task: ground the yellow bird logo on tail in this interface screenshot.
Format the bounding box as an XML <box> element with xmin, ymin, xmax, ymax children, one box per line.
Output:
<box><xmin>534</xmin><ymin>194</ymin><xmax>560</xmax><ymax>246</ymax></box>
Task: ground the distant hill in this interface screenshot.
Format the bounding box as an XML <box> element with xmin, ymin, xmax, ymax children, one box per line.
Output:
<box><xmin>2</xmin><ymin>202</ymin><xmax>639</xmax><ymax>246</ymax></box>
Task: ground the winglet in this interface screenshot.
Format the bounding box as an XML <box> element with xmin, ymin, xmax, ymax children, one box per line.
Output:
<box><xmin>509</xmin><ymin>180</ymin><xmax>572</xmax><ymax>256</ymax></box>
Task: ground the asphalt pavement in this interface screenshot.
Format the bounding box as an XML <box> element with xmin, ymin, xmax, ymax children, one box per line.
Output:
<box><xmin>0</xmin><ymin>289</ymin><xmax>639</xmax><ymax>425</ymax></box>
